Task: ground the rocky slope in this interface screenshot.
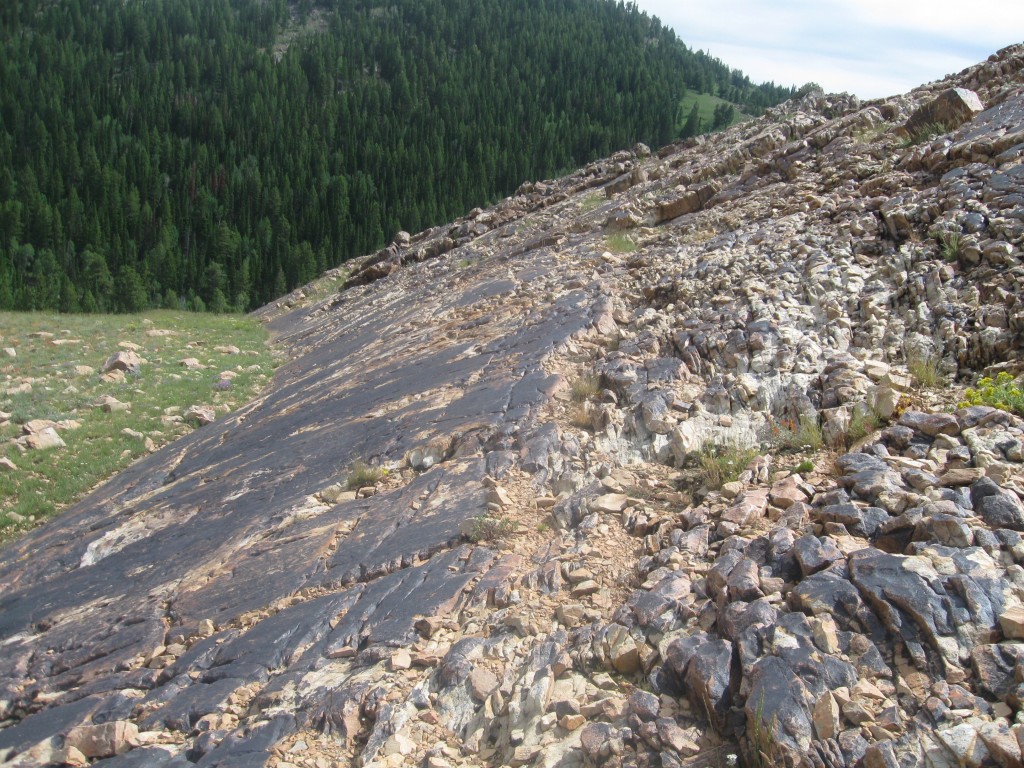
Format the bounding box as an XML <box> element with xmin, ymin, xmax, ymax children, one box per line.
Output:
<box><xmin>2</xmin><ymin>44</ymin><xmax>1024</xmax><ymax>768</ymax></box>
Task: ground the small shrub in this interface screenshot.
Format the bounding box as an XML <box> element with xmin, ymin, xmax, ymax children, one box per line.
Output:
<box><xmin>466</xmin><ymin>514</ymin><xmax>517</xmax><ymax>543</ymax></box>
<box><xmin>908</xmin><ymin>353</ymin><xmax>943</xmax><ymax>388</ymax></box>
<box><xmin>580</xmin><ymin>192</ymin><xmax>603</xmax><ymax>213</ymax></box>
<box><xmin>698</xmin><ymin>442</ymin><xmax>758</xmax><ymax>490</ymax></box>
<box><xmin>747</xmin><ymin>690</ymin><xmax>777</xmax><ymax>768</ymax></box>
<box><xmin>961</xmin><ymin>371</ymin><xmax>1024</xmax><ymax>417</ymax></box>
<box><xmin>774</xmin><ymin>414</ymin><xmax>823</xmax><ymax>451</ymax></box>
<box><xmin>793</xmin><ymin>459</ymin><xmax>814</xmax><ymax>474</ymax></box>
<box><xmin>939</xmin><ymin>230</ymin><xmax>963</xmax><ymax>262</ymax></box>
<box><xmin>346</xmin><ymin>460</ymin><xmax>385</xmax><ymax>490</ymax></box>
<box><xmin>568</xmin><ymin>402</ymin><xmax>595</xmax><ymax>431</ymax></box>
<box><xmin>904</xmin><ymin>121</ymin><xmax>950</xmax><ymax>146</ymax></box>
<box><xmin>570</xmin><ymin>373</ymin><xmax>601</xmax><ymax>402</ymax></box>
<box><xmin>605</xmin><ymin>233</ymin><xmax>636</xmax><ymax>254</ymax></box>
<box><xmin>846</xmin><ymin>407</ymin><xmax>882</xmax><ymax>445</ymax></box>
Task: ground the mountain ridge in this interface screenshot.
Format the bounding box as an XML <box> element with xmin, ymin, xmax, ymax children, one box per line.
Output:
<box><xmin>0</xmin><ymin>0</ymin><xmax>792</xmax><ymax>314</ymax></box>
<box><xmin>1</xmin><ymin>42</ymin><xmax>1024</xmax><ymax>768</ymax></box>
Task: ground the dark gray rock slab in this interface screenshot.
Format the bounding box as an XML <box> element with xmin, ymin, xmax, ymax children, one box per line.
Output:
<box><xmin>0</xmin><ymin>237</ymin><xmax>607</xmax><ymax>762</ymax></box>
<box><xmin>972</xmin><ymin>476</ymin><xmax>1024</xmax><ymax>531</ymax></box>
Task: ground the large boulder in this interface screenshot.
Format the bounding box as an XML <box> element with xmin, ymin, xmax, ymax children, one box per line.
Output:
<box><xmin>904</xmin><ymin>88</ymin><xmax>984</xmax><ymax>136</ymax></box>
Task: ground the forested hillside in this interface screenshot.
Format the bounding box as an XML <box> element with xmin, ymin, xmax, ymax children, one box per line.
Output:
<box><xmin>0</xmin><ymin>0</ymin><xmax>794</xmax><ymax>312</ymax></box>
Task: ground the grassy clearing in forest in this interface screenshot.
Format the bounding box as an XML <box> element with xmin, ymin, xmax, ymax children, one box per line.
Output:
<box><xmin>0</xmin><ymin>310</ymin><xmax>279</xmax><ymax>545</ymax></box>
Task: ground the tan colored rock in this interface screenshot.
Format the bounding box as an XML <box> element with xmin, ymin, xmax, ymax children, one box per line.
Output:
<box><xmin>591</xmin><ymin>493</ymin><xmax>628</xmax><ymax>513</ymax></box>
<box><xmin>467</xmin><ymin>666</ymin><xmax>498</xmax><ymax>701</ymax></box>
<box><xmin>102</xmin><ymin>350</ymin><xmax>142</xmax><ymax>374</ymax></box>
<box><xmin>939</xmin><ymin>468</ymin><xmax>986</xmax><ymax>486</ymax></box>
<box><xmin>64</xmin><ymin>721</ymin><xmax>139</xmax><ymax>758</ymax></box>
<box><xmin>487</xmin><ymin>486</ymin><xmax>513</xmax><ymax>507</ymax></box>
<box><xmin>390</xmin><ymin>650</ymin><xmax>412</xmax><ymax>670</ymax></box>
<box><xmin>813</xmin><ymin>692</ymin><xmax>840</xmax><ymax>740</ymax></box>
<box><xmin>25</xmin><ymin>428</ymin><xmax>65</xmax><ymax>450</ymax></box>
<box><xmin>999</xmin><ymin>606</ymin><xmax>1024</xmax><ymax>639</ymax></box>
<box><xmin>184</xmin><ymin>405</ymin><xmax>216</xmax><ymax>427</ymax></box>
<box><xmin>382</xmin><ymin>732</ymin><xmax>415</xmax><ymax>757</ymax></box>
<box><xmin>559</xmin><ymin>713</ymin><xmax>586</xmax><ymax>731</ymax></box>
<box><xmin>571</xmin><ymin>580</ymin><xmax>600</xmax><ymax>597</ymax></box>
<box><xmin>93</xmin><ymin>395</ymin><xmax>130</xmax><ymax>413</ymax></box>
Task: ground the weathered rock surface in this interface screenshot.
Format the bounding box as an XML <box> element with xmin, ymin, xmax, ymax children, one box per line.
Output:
<box><xmin>3</xmin><ymin>43</ymin><xmax>1024</xmax><ymax>768</ymax></box>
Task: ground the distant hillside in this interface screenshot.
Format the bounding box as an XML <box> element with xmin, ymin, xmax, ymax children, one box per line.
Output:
<box><xmin>0</xmin><ymin>0</ymin><xmax>794</xmax><ymax>312</ymax></box>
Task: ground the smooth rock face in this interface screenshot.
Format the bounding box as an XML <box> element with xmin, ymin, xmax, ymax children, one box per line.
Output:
<box><xmin>2</xmin><ymin>42</ymin><xmax>1024</xmax><ymax>768</ymax></box>
<box><xmin>904</xmin><ymin>87</ymin><xmax>985</xmax><ymax>136</ymax></box>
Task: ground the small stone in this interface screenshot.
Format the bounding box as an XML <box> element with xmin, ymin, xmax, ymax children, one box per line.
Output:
<box><xmin>591</xmin><ymin>493</ymin><xmax>628</xmax><ymax>513</ymax></box>
<box><xmin>25</xmin><ymin>427</ymin><xmax>65</xmax><ymax>450</ymax></box>
<box><xmin>382</xmin><ymin>732</ymin><xmax>414</xmax><ymax>757</ymax></box>
<box><xmin>93</xmin><ymin>395</ymin><xmax>130</xmax><ymax>413</ymax></box>
<box><xmin>102</xmin><ymin>350</ymin><xmax>142</xmax><ymax>374</ymax></box>
<box><xmin>580</xmin><ymin>723</ymin><xmax>616</xmax><ymax>758</ymax></box>
<box><xmin>842</xmin><ymin>699</ymin><xmax>874</xmax><ymax>725</ymax></box>
<box><xmin>566</xmin><ymin>570</ymin><xmax>595</xmax><ymax>587</ymax></box>
<box><xmin>487</xmin><ymin>487</ymin><xmax>513</xmax><ymax>507</ymax></box>
<box><xmin>721</xmin><ymin>481</ymin><xmax>743</xmax><ymax>499</ymax></box>
<box><xmin>0</xmin><ymin>457</ymin><xmax>16</xmax><ymax>472</ymax></box>
<box><xmin>559</xmin><ymin>714</ymin><xmax>586</xmax><ymax>731</ymax></box>
<box><xmin>184</xmin><ymin>405</ymin><xmax>216</xmax><ymax>427</ymax></box>
<box><xmin>390</xmin><ymin>650</ymin><xmax>412</xmax><ymax>670</ymax></box>
<box><xmin>811</xmin><ymin>615</ymin><xmax>840</xmax><ymax>655</ymax></box>
<box><xmin>629</xmin><ymin>690</ymin><xmax>661</xmax><ymax>721</ymax></box>
<box><xmin>999</xmin><ymin>607</ymin><xmax>1024</xmax><ymax>640</ymax></box>
<box><xmin>814</xmin><ymin>692</ymin><xmax>840</xmax><ymax>740</ymax></box>
<box><xmin>939</xmin><ymin>468</ymin><xmax>985</xmax><ymax>486</ymax></box>
<box><xmin>571</xmin><ymin>580</ymin><xmax>600</xmax><ymax>597</ymax></box>
<box><xmin>468</xmin><ymin>666</ymin><xmax>499</xmax><ymax>701</ymax></box>
<box><xmin>64</xmin><ymin>722</ymin><xmax>139</xmax><ymax>758</ymax></box>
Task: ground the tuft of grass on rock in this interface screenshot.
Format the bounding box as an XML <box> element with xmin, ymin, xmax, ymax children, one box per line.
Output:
<box><xmin>345</xmin><ymin>460</ymin><xmax>386</xmax><ymax>490</ymax></box>
<box><xmin>773</xmin><ymin>414</ymin><xmax>823</xmax><ymax>452</ymax></box>
<box><xmin>698</xmin><ymin>442</ymin><xmax>759</xmax><ymax>490</ymax></box>
<box><xmin>793</xmin><ymin>459</ymin><xmax>815</xmax><ymax>474</ymax></box>
<box><xmin>845</xmin><ymin>407</ymin><xmax>883</xmax><ymax>446</ymax></box>
<box><xmin>580</xmin><ymin>192</ymin><xmax>603</xmax><ymax>213</ymax></box>
<box><xmin>464</xmin><ymin>514</ymin><xmax>517</xmax><ymax>543</ymax></box>
<box><xmin>939</xmin><ymin>230</ymin><xmax>964</xmax><ymax>263</ymax></box>
<box><xmin>903</xmin><ymin>121</ymin><xmax>950</xmax><ymax>146</ymax></box>
<box><xmin>908</xmin><ymin>353</ymin><xmax>944</xmax><ymax>388</ymax></box>
<box><xmin>570</xmin><ymin>373</ymin><xmax>602</xmax><ymax>403</ymax></box>
<box><xmin>605</xmin><ymin>233</ymin><xmax>637</xmax><ymax>254</ymax></box>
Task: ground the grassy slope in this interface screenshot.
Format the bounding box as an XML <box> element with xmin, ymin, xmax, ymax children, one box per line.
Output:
<box><xmin>678</xmin><ymin>91</ymin><xmax>753</xmax><ymax>134</ymax></box>
<box><xmin>0</xmin><ymin>310</ymin><xmax>280</xmax><ymax>544</ymax></box>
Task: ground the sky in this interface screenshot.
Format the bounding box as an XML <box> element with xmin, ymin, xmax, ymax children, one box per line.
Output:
<box><xmin>630</xmin><ymin>0</ymin><xmax>1024</xmax><ymax>99</ymax></box>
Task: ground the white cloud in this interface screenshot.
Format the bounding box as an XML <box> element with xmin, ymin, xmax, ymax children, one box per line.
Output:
<box><xmin>632</xmin><ymin>0</ymin><xmax>1024</xmax><ymax>98</ymax></box>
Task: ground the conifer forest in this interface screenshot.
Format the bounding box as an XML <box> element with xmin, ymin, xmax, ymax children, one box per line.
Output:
<box><xmin>0</xmin><ymin>0</ymin><xmax>794</xmax><ymax>312</ymax></box>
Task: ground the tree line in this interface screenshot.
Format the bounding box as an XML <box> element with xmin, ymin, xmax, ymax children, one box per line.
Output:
<box><xmin>0</xmin><ymin>0</ymin><xmax>794</xmax><ymax>313</ymax></box>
